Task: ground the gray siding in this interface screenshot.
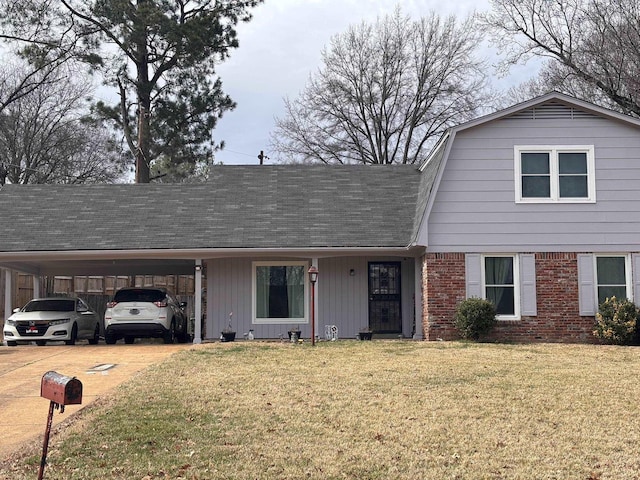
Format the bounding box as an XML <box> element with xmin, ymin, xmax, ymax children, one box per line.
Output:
<box><xmin>428</xmin><ymin>113</ymin><xmax>640</xmax><ymax>252</ymax></box>
<box><xmin>205</xmin><ymin>256</ymin><xmax>415</xmax><ymax>339</ymax></box>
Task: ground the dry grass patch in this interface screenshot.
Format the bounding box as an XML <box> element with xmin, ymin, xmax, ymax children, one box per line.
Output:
<box><xmin>2</xmin><ymin>341</ymin><xmax>640</xmax><ymax>479</ymax></box>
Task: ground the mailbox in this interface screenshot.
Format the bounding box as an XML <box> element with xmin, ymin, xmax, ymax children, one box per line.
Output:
<box><xmin>40</xmin><ymin>371</ymin><xmax>82</xmax><ymax>405</ymax></box>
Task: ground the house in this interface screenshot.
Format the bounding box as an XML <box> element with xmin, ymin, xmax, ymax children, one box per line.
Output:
<box><xmin>419</xmin><ymin>92</ymin><xmax>640</xmax><ymax>342</ymax></box>
<box><xmin>0</xmin><ymin>165</ymin><xmax>425</xmax><ymax>341</ymax></box>
<box><xmin>1</xmin><ymin>92</ymin><xmax>640</xmax><ymax>343</ymax></box>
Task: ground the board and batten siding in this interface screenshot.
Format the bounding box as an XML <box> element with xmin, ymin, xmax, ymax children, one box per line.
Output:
<box><xmin>205</xmin><ymin>256</ymin><xmax>415</xmax><ymax>340</ymax></box>
<box><xmin>427</xmin><ymin>111</ymin><xmax>640</xmax><ymax>252</ymax></box>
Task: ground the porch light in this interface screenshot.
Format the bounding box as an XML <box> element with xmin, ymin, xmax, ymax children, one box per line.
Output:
<box><xmin>308</xmin><ymin>266</ymin><xmax>318</xmax><ymax>284</ymax></box>
<box><xmin>308</xmin><ymin>266</ymin><xmax>318</xmax><ymax>346</ymax></box>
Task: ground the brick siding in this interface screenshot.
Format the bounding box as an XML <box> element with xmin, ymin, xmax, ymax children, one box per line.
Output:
<box><xmin>422</xmin><ymin>252</ymin><xmax>596</xmax><ymax>343</ymax></box>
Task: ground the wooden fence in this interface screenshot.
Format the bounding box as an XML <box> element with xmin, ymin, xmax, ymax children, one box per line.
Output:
<box><xmin>1</xmin><ymin>272</ymin><xmax>195</xmax><ymax>322</ymax></box>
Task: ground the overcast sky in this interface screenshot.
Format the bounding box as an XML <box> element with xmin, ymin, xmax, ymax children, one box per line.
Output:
<box><xmin>213</xmin><ymin>0</ymin><xmax>532</xmax><ymax>165</ymax></box>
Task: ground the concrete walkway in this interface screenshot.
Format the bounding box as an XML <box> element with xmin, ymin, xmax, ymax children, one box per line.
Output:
<box><xmin>0</xmin><ymin>341</ymin><xmax>193</xmax><ymax>460</ymax></box>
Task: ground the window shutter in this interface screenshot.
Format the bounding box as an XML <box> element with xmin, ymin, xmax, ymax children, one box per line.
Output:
<box><xmin>577</xmin><ymin>254</ymin><xmax>595</xmax><ymax>316</ymax></box>
<box><xmin>632</xmin><ymin>254</ymin><xmax>640</xmax><ymax>303</ymax></box>
<box><xmin>520</xmin><ymin>254</ymin><xmax>537</xmax><ymax>316</ymax></box>
<box><xmin>465</xmin><ymin>254</ymin><xmax>482</xmax><ymax>298</ymax></box>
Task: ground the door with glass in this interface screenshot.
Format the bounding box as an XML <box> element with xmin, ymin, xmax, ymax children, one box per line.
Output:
<box><xmin>368</xmin><ymin>262</ymin><xmax>402</xmax><ymax>334</ymax></box>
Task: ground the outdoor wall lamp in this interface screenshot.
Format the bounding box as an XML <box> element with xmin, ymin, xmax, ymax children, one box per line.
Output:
<box><xmin>195</xmin><ymin>265</ymin><xmax>202</xmax><ymax>272</ymax></box>
<box><xmin>308</xmin><ymin>266</ymin><xmax>318</xmax><ymax>346</ymax></box>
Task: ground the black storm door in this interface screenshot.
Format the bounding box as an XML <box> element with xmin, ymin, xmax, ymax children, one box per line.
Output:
<box><xmin>368</xmin><ymin>262</ymin><xmax>402</xmax><ymax>333</ymax></box>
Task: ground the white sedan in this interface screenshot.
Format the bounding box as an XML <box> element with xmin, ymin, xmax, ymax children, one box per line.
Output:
<box><xmin>3</xmin><ymin>297</ymin><xmax>101</xmax><ymax>346</ymax></box>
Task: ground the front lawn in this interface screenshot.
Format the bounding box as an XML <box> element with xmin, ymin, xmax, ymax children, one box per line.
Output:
<box><xmin>2</xmin><ymin>341</ymin><xmax>640</xmax><ymax>479</ymax></box>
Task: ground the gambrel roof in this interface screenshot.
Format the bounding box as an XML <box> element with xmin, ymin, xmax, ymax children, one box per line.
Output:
<box><xmin>414</xmin><ymin>92</ymin><xmax>640</xmax><ymax>245</ymax></box>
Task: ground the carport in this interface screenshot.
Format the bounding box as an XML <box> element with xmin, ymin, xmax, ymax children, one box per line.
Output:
<box><xmin>1</xmin><ymin>250</ymin><xmax>206</xmax><ymax>343</ymax></box>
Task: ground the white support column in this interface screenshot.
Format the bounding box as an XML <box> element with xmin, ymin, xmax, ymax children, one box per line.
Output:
<box><xmin>193</xmin><ymin>260</ymin><xmax>203</xmax><ymax>344</ymax></box>
<box><xmin>33</xmin><ymin>275</ymin><xmax>40</xmax><ymax>299</ymax></box>
<box><xmin>414</xmin><ymin>257</ymin><xmax>424</xmax><ymax>340</ymax></box>
<box><xmin>312</xmin><ymin>257</ymin><xmax>318</xmax><ymax>340</ymax></box>
<box><xmin>4</xmin><ymin>269</ymin><xmax>11</xmax><ymax>322</ymax></box>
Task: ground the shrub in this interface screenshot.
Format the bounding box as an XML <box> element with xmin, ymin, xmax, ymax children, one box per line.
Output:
<box><xmin>593</xmin><ymin>296</ymin><xmax>639</xmax><ymax>345</ymax></box>
<box><xmin>454</xmin><ymin>297</ymin><xmax>497</xmax><ymax>340</ymax></box>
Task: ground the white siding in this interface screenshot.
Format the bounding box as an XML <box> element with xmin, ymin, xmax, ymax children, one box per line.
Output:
<box><xmin>206</xmin><ymin>256</ymin><xmax>415</xmax><ymax>339</ymax></box>
<box><xmin>317</xmin><ymin>257</ymin><xmax>368</xmax><ymax>337</ymax></box>
<box><xmin>428</xmin><ymin>114</ymin><xmax>640</xmax><ymax>252</ymax></box>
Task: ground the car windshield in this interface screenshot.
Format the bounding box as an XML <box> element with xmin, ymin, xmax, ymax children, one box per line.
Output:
<box><xmin>23</xmin><ymin>299</ymin><xmax>75</xmax><ymax>312</ymax></box>
<box><xmin>113</xmin><ymin>289</ymin><xmax>165</xmax><ymax>303</ymax></box>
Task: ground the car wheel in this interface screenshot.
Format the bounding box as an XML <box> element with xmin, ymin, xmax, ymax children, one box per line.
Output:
<box><xmin>88</xmin><ymin>324</ymin><xmax>100</xmax><ymax>345</ymax></box>
<box><xmin>105</xmin><ymin>334</ymin><xmax>117</xmax><ymax>345</ymax></box>
<box><xmin>163</xmin><ymin>321</ymin><xmax>176</xmax><ymax>344</ymax></box>
<box><xmin>124</xmin><ymin>336</ymin><xmax>135</xmax><ymax>344</ymax></box>
<box><xmin>7</xmin><ymin>341</ymin><xmax>17</xmax><ymax>347</ymax></box>
<box><xmin>36</xmin><ymin>340</ymin><xmax>46</xmax><ymax>346</ymax></box>
<box><xmin>65</xmin><ymin>324</ymin><xmax>78</xmax><ymax>346</ymax></box>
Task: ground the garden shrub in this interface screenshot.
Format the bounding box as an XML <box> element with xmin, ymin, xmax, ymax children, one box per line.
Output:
<box><xmin>593</xmin><ymin>296</ymin><xmax>639</xmax><ymax>345</ymax></box>
<box><xmin>454</xmin><ymin>297</ymin><xmax>497</xmax><ymax>340</ymax></box>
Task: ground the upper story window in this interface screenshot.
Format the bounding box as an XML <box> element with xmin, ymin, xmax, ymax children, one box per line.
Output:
<box><xmin>514</xmin><ymin>145</ymin><xmax>596</xmax><ymax>203</ymax></box>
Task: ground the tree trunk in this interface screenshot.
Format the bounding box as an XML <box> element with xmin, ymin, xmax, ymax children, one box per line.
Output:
<box><xmin>135</xmin><ymin>104</ymin><xmax>150</xmax><ymax>183</ymax></box>
<box><xmin>134</xmin><ymin>0</ymin><xmax>151</xmax><ymax>184</ymax></box>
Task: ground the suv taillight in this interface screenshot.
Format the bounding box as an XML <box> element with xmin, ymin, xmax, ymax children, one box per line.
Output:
<box><xmin>154</xmin><ymin>300</ymin><xmax>168</xmax><ymax>308</ymax></box>
<box><xmin>106</xmin><ymin>301</ymin><xmax>118</xmax><ymax>308</ymax></box>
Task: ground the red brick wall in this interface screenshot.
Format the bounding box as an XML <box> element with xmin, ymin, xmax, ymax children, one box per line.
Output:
<box><xmin>422</xmin><ymin>252</ymin><xmax>596</xmax><ymax>343</ymax></box>
<box><xmin>422</xmin><ymin>253</ymin><xmax>465</xmax><ymax>341</ymax></box>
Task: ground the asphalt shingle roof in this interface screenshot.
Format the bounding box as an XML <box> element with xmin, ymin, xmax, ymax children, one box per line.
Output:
<box><xmin>0</xmin><ymin>164</ymin><xmax>425</xmax><ymax>252</ymax></box>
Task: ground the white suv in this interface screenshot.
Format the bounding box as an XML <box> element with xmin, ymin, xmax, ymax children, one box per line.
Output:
<box><xmin>104</xmin><ymin>287</ymin><xmax>190</xmax><ymax>344</ymax></box>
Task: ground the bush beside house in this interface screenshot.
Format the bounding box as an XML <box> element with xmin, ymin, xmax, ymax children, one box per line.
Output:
<box><xmin>593</xmin><ymin>297</ymin><xmax>640</xmax><ymax>345</ymax></box>
<box><xmin>454</xmin><ymin>297</ymin><xmax>497</xmax><ymax>340</ymax></box>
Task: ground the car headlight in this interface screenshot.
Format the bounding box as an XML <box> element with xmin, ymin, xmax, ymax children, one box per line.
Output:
<box><xmin>6</xmin><ymin>319</ymin><xmax>16</xmax><ymax>326</ymax></box>
<box><xmin>49</xmin><ymin>318</ymin><xmax>71</xmax><ymax>326</ymax></box>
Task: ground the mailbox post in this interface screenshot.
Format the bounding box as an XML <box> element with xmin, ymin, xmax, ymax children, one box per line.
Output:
<box><xmin>38</xmin><ymin>371</ymin><xmax>82</xmax><ymax>480</ymax></box>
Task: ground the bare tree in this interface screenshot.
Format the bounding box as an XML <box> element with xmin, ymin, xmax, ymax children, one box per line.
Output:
<box><xmin>271</xmin><ymin>9</ymin><xmax>491</xmax><ymax>165</ymax></box>
<box><xmin>484</xmin><ymin>0</ymin><xmax>640</xmax><ymax>116</ymax></box>
<box><xmin>0</xmin><ymin>64</ymin><xmax>126</xmax><ymax>185</ymax></box>
<box><xmin>0</xmin><ymin>58</ymin><xmax>69</xmax><ymax>114</ymax></box>
<box><xmin>0</xmin><ymin>0</ymin><xmax>263</xmax><ymax>183</ymax></box>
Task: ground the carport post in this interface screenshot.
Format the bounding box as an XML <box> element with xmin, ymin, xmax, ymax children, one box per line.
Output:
<box><xmin>4</xmin><ymin>269</ymin><xmax>11</xmax><ymax>321</ymax></box>
<box><xmin>194</xmin><ymin>260</ymin><xmax>202</xmax><ymax>344</ymax></box>
<box><xmin>413</xmin><ymin>257</ymin><xmax>423</xmax><ymax>340</ymax></box>
<box><xmin>33</xmin><ymin>275</ymin><xmax>40</xmax><ymax>299</ymax></box>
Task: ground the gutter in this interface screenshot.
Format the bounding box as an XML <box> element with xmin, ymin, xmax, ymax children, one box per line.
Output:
<box><xmin>0</xmin><ymin>245</ymin><xmax>425</xmax><ymax>262</ymax></box>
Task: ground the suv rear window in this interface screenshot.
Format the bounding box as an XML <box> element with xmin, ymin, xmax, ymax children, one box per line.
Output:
<box><xmin>113</xmin><ymin>289</ymin><xmax>166</xmax><ymax>303</ymax></box>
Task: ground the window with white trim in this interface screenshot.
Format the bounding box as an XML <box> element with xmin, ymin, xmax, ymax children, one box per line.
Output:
<box><xmin>252</xmin><ymin>261</ymin><xmax>308</xmax><ymax>324</ymax></box>
<box><xmin>595</xmin><ymin>255</ymin><xmax>631</xmax><ymax>305</ymax></box>
<box><xmin>482</xmin><ymin>255</ymin><xmax>520</xmax><ymax>320</ymax></box>
<box><xmin>515</xmin><ymin>146</ymin><xmax>595</xmax><ymax>203</ymax></box>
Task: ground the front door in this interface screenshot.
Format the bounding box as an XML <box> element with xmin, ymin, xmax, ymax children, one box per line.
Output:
<box><xmin>368</xmin><ymin>262</ymin><xmax>402</xmax><ymax>334</ymax></box>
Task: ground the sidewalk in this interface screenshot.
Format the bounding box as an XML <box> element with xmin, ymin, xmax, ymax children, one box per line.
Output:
<box><xmin>0</xmin><ymin>342</ymin><xmax>193</xmax><ymax>460</ymax></box>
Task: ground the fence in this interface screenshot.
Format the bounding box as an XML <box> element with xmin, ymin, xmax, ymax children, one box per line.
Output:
<box><xmin>1</xmin><ymin>273</ymin><xmax>195</xmax><ymax>322</ymax></box>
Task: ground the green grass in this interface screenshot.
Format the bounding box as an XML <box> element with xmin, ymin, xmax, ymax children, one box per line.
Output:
<box><xmin>3</xmin><ymin>341</ymin><xmax>640</xmax><ymax>479</ymax></box>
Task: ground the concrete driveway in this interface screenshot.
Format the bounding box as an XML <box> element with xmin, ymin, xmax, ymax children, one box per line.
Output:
<box><xmin>0</xmin><ymin>341</ymin><xmax>193</xmax><ymax>460</ymax></box>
